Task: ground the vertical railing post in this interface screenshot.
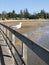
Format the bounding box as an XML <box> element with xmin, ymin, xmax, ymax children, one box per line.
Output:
<box><xmin>3</xmin><ymin>27</ymin><xmax>7</xmax><ymax>43</ymax></box>
<box><xmin>7</xmin><ymin>30</ymin><xmax>12</xmax><ymax>55</ymax></box>
<box><xmin>23</xmin><ymin>43</ymin><xmax>27</xmax><ymax>65</ymax></box>
<box><xmin>12</xmin><ymin>34</ymin><xmax>16</xmax><ymax>53</ymax></box>
<box><xmin>12</xmin><ymin>34</ymin><xmax>16</xmax><ymax>65</ymax></box>
<box><xmin>9</xmin><ymin>31</ymin><xmax>12</xmax><ymax>50</ymax></box>
<box><xmin>6</xmin><ymin>29</ymin><xmax>9</xmax><ymax>45</ymax></box>
<box><xmin>23</xmin><ymin>34</ymin><xmax>28</xmax><ymax>65</ymax></box>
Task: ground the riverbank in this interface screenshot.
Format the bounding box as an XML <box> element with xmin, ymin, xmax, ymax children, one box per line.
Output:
<box><xmin>0</xmin><ymin>19</ymin><xmax>49</xmax><ymax>22</ymax></box>
<box><xmin>0</xmin><ymin>19</ymin><xmax>49</xmax><ymax>33</ymax></box>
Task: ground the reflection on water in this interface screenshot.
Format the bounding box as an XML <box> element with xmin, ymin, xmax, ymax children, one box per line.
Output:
<box><xmin>22</xmin><ymin>25</ymin><xmax>49</xmax><ymax>51</ymax></box>
<box><xmin>13</xmin><ymin>22</ymin><xmax>49</xmax><ymax>65</ymax></box>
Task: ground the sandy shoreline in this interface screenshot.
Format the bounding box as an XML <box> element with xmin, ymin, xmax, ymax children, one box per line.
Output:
<box><xmin>0</xmin><ymin>19</ymin><xmax>49</xmax><ymax>33</ymax></box>
<box><xmin>0</xmin><ymin>19</ymin><xmax>49</xmax><ymax>22</ymax></box>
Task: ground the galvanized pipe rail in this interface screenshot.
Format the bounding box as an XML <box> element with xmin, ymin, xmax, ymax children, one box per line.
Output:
<box><xmin>0</xmin><ymin>22</ymin><xmax>49</xmax><ymax>65</ymax></box>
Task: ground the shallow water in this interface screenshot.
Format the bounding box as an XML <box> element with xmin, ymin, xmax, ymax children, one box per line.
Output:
<box><xmin>33</xmin><ymin>26</ymin><xmax>49</xmax><ymax>50</ymax></box>
<box><xmin>22</xmin><ymin>22</ymin><xmax>49</xmax><ymax>51</ymax></box>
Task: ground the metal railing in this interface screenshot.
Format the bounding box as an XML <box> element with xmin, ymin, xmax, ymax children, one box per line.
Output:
<box><xmin>0</xmin><ymin>22</ymin><xmax>49</xmax><ymax>65</ymax></box>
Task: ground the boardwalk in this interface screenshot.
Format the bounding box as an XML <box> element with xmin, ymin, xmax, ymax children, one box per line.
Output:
<box><xmin>0</xmin><ymin>33</ymin><xmax>13</xmax><ymax>65</ymax></box>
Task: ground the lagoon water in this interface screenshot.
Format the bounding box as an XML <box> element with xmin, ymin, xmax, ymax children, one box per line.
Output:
<box><xmin>13</xmin><ymin>21</ymin><xmax>49</xmax><ymax>65</ymax></box>
<box><xmin>34</xmin><ymin>26</ymin><xmax>49</xmax><ymax>51</ymax></box>
<box><xmin>22</xmin><ymin>22</ymin><xmax>49</xmax><ymax>51</ymax></box>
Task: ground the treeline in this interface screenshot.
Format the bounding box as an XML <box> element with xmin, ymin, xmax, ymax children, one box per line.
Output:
<box><xmin>0</xmin><ymin>9</ymin><xmax>49</xmax><ymax>20</ymax></box>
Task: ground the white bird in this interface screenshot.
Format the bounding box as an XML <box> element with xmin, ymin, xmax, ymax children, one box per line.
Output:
<box><xmin>12</xmin><ymin>22</ymin><xmax>22</xmax><ymax>29</ymax></box>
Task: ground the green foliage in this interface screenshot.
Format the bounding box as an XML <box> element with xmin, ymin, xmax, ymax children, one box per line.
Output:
<box><xmin>1</xmin><ymin>11</ymin><xmax>8</xmax><ymax>20</ymax></box>
<box><xmin>0</xmin><ymin>9</ymin><xmax>49</xmax><ymax>20</ymax></box>
<box><xmin>20</xmin><ymin>10</ymin><xmax>23</xmax><ymax>18</ymax></box>
<box><xmin>23</xmin><ymin>9</ymin><xmax>30</xmax><ymax>18</ymax></box>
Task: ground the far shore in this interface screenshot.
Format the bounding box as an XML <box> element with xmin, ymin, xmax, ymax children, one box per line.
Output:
<box><xmin>0</xmin><ymin>19</ymin><xmax>49</xmax><ymax>23</ymax></box>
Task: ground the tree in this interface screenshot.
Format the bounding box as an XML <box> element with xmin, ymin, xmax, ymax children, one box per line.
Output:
<box><xmin>12</xmin><ymin>10</ymin><xmax>16</xmax><ymax>18</ymax></box>
<box><xmin>0</xmin><ymin>13</ymin><xmax>2</xmax><ymax>19</ymax></box>
<box><xmin>20</xmin><ymin>10</ymin><xmax>23</xmax><ymax>18</ymax></box>
<box><xmin>46</xmin><ymin>13</ymin><xmax>49</xmax><ymax>19</ymax></box>
<box><xmin>23</xmin><ymin>9</ymin><xmax>30</xmax><ymax>19</ymax></box>
<box><xmin>7</xmin><ymin>10</ymin><xmax>16</xmax><ymax>19</ymax></box>
<box><xmin>7</xmin><ymin>12</ymin><xmax>12</xmax><ymax>18</ymax></box>
<box><xmin>39</xmin><ymin>10</ymin><xmax>46</xmax><ymax>19</ymax></box>
<box><xmin>1</xmin><ymin>11</ymin><xmax>7</xmax><ymax>20</ymax></box>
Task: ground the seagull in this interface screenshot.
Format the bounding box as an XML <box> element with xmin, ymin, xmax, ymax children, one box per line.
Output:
<box><xmin>12</xmin><ymin>22</ymin><xmax>22</xmax><ymax>29</ymax></box>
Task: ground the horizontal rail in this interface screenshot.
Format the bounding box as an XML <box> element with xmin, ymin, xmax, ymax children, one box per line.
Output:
<box><xmin>0</xmin><ymin>23</ymin><xmax>49</xmax><ymax>52</ymax></box>
<box><xmin>0</xmin><ymin>22</ymin><xmax>49</xmax><ymax>65</ymax></box>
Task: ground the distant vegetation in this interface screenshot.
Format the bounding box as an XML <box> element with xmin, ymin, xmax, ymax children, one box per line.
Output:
<box><xmin>0</xmin><ymin>9</ymin><xmax>49</xmax><ymax>20</ymax></box>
